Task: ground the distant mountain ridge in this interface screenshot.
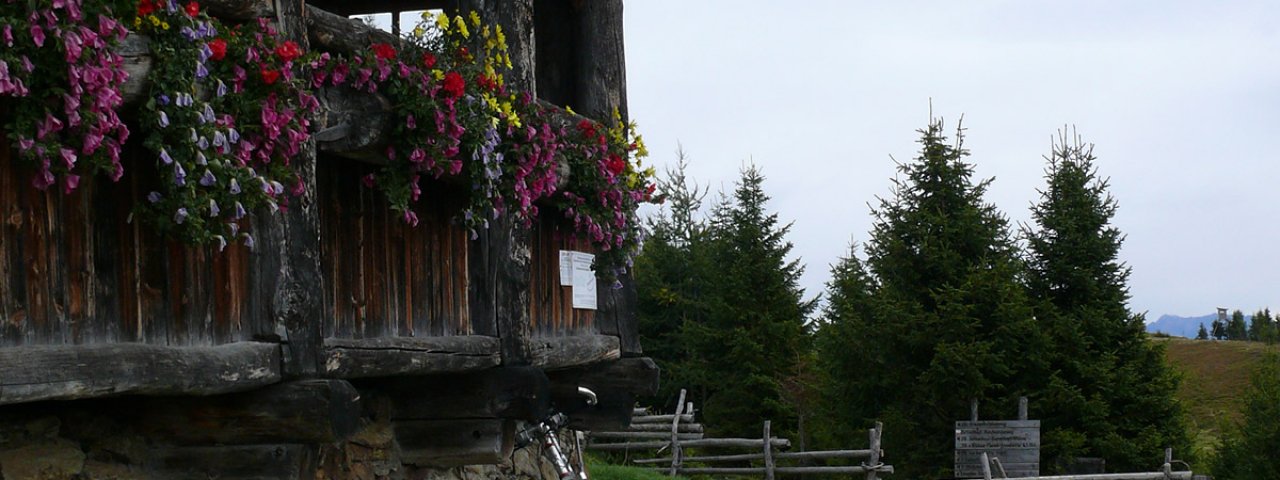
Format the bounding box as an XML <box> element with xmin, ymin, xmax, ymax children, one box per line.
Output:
<box><xmin>1146</xmin><ymin>313</ymin><xmax>1253</xmax><ymax>338</ymax></box>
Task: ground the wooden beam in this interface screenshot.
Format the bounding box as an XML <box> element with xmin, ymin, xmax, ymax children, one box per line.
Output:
<box><xmin>306</xmin><ymin>4</ymin><xmax>404</xmax><ymax>54</ymax></box>
<box><xmin>528</xmin><ymin>334</ymin><xmax>620</xmax><ymax>370</ymax></box>
<box><xmin>0</xmin><ymin>342</ymin><xmax>281</xmax><ymax>405</ymax></box>
<box><xmin>322</xmin><ymin>336</ymin><xmax>500</xmax><ymax>378</ymax></box>
<box><xmin>546</xmin><ymin>356</ymin><xmax>659</xmax><ymax>396</ymax></box>
<box><xmin>395</xmin><ymin>418</ymin><xmax>513</xmax><ymax>467</ymax></box>
<box><xmin>374</xmin><ymin>366</ymin><xmax>550</xmax><ymax>421</ymax></box>
<box><xmin>202</xmin><ymin>0</ymin><xmax>275</xmax><ymax>20</ymax></box>
<box><xmin>588</xmin><ymin>437</ymin><xmax>791</xmax><ymax>451</ymax></box>
<box><xmin>147</xmin><ymin>444</ymin><xmax>312</xmax><ymax>480</ymax></box>
<box><xmin>575</xmin><ymin>0</ymin><xmax>627</xmax><ymax>123</ymax></box>
<box><xmin>126</xmin><ymin>379</ymin><xmax>362</xmax><ymax>445</ymax></box>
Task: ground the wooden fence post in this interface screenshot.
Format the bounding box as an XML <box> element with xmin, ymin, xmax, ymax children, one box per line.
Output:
<box><xmin>763</xmin><ymin>420</ymin><xmax>775</xmax><ymax>480</ymax></box>
<box><xmin>1018</xmin><ymin>396</ymin><xmax>1028</xmax><ymax>421</ymax></box>
<box><xmin>668</xmin><ymin>389</ymin><xmax>687</xmax><ymax>477</ymax></box>
<box><xmin>971</xmin><ymin>398</ymin><xmax>979</xmax><ymax>422</ymax></box>
<box><xmin>866</xmin><ymin>421</ymin><xmax>882</xmax><ymax>480</ymax></box>
<box><xmin>980</xmin><ymin>451</ymin><xmax>993</xmax><ymax>480</ymax></box>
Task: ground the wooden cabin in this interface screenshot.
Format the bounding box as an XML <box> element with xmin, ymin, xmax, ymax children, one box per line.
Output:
<box><xmin>0</xmin><ymin>0</ymin><xmax>656</xmax><ymax>477</ymax></box>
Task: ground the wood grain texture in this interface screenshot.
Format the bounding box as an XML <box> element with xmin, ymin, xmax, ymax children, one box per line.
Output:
<box><xmin>0</xmin><ymin>342</ymin><xmax>282</xmax><ymax>405</ymax></box>
<box><xmin>322</xmin><ymin>336</ymin><xmax>500</xmax><ymax>378</ymax></box>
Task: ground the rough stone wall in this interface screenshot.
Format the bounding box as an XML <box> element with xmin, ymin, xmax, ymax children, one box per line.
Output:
<box><xmin>0</xmin><ymin>402</ymin><xmax>582</xmax><ymax>480</ymax></box>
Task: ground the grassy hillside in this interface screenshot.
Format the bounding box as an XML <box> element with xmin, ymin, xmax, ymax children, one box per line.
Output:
<box><xmin>1155</xmin><ymin>337</ymin><xmax>1278</xmax><ymax>455</ymax></box>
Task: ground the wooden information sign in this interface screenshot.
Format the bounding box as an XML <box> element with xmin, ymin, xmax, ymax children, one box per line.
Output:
<box><xmin>954</xmin><ymin>420</ymin><xmax>1040</xmax><ymax>478</ymax></box>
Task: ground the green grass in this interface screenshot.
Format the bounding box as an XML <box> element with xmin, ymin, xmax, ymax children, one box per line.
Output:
<box><xmin>1155</xmin><ymin>337</ymin><xmax>1279</xmax><ymax>456</ymax></box>
<box><xmin>586</xmin><ymin>456</ymin><xmax>688</xmax><ymax>480</ymax></box>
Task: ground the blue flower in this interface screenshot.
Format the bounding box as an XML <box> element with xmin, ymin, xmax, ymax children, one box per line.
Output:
<box><xmin>174</xmin><ymin>208</ymin><xmax>188</xmax><ymax>224</ymax></box>
<box><xmin>216</xmin><ymin>79</ymin><xmax>227</xmax><ymax>97</ymax></box>
<box><xmin>199</xmin><ymin>170</ymin><xmax>216</xmax><ymax>186</ymax></box>
<box><xmin>159</xmin><ymin>148</ymin><xmax>173</xmax><ymax>164</ymax></box>
<box><xmin>147</xmin><ymin>191</ymin><xmax>162</xmax><ymax>203</ymax></box>
<box><xmin>227</xmin><ymin>128</ymin><xmax>239</xmax><ymax>144</ymax></box>
<box><xmin>174</xmin><ymin>162</ymin><xmax>186</xmax><ymax>186</ymax></box>
<box><xmin>241</xmin><ymin>233</ymin><xmax>255</xmax><ymax>250</ymax></box>
<box><xmin>208</xmin><ymin>199</ymin><xmax>220</xmax><ymax>217</ymax></box>
<box><xmin>229</xmin><ymin>178</ymin><xmax>241</xmax><ymax>195</ymax></box>
<box><xmin>233</xmin><ymin>201</ymin><xmax>246</xmax><ymax>219</ymax></box>
<box><xmin>157</xmin><ymin>111</ymin><xmax>169</xmax><ymax>128</ymax></box>
<box><xmin>157</xmin><ymin>94</ymin><xmax>171</xmax><ymax>105</ymax></box>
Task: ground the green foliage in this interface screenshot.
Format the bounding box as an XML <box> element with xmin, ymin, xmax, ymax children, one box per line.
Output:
<box><xmin>1212</xmin><ymin>353</ymin><xmax>1280</xmax><ymax>479</ymax></box>
<box><xmin>634</xmin><ymin>155</ymin><xmax>814</xmax><ymax>439</ymax></box>
<box><xmin>694</xmin><ymin>165</ymin><xmax>816</xmax><ymax>438</ymax></box>
<box><xmin>587</xmin><ymin>455</ymin><xmax>689</xmax><ymax>480</ymax></box>
<box><xmin>1227</xmin><ymin>310</ymin><xmax>1249</xmax><ymax>341</ymax></box>
<box><xmin>1196</xmin><ymin>323</ymin><xmax>1209</xmax><ymax>340</ymax></box>
<box><xmin>817</xmin><ymin>118</ymin><xmax>1046</xmax><ymax>478</ymax></box>
<box><xmin>1024</xmin><ymin>131</ymin><xmax>1191</xmax><ymax>472</ymax></box>
<box><xmin>635</xmin><ymin>150</ymin><xmax>713</xmax><ymax>409</ymax></box>
<box><xmin>1247</xmin><ymin>309</ymin><xmax>1277</xmax><ymax>344</ymax></box>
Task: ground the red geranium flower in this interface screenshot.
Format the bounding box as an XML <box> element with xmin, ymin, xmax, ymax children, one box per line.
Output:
<box><xmin>577</xmin><ymin>119</ymin><xmax>596</xmax><ymax>137</ymax></box>
<box><xmin>442</xmin><ymin>71</ymin><xmax>465</xmax><ymax>98</ymax></box>
<box><xmin>605</xmin><ymin>154</ymin><xmax>626</xmax><ymax>176</ymax></box>
<box><xmin>184</xmin><ymin>1</ymin><xmax>199</xmax><ymax>16</ymax></box>
<box><xmin>261</xmin><ymin>66</ymin><xmax>280</xmax><ymax>85</ymax></box>
<box><xmin>275</xmin><ymin>40</ymin><xmax>302</xmax><ymax>62</ymax></box>
<box><xmin>137</xmin><ymin>0</ymin><xmax>155</xmax><ymax>16</ymax></box>
<box><xmin>208</xmin><ymin>38</ymin><xmax>227</xmax><ymax>61</ymax></box>
<box><xmin>372</xmin><ymin>43</ymin><xmax>396</xmax><ymax>60</ymax></box>
<box><xmin>422</xmin><ymin>52</ymin><xmax>437</xmax><ymax>68</ymax></box>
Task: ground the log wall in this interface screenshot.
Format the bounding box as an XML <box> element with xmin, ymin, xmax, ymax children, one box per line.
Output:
<box><xmin>0</xmin><ymin>136</ymin><xmax>273</xmax><ymax>347</ymax></box>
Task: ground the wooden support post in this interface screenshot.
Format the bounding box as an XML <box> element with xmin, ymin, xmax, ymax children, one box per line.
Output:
<box><xmin>270</xmin><ymin>0</ymin><xmax>325</xmax><ymax>377</ymax></box>
<box><xmin>763</xmin><ymin>420</ymin><xmax>776</xmax><ymax>480</ymax></box>
<box><xmin>1018</xmin><ymin>396</ymin><xmax>1028</xmax><ymax>421</ymax></box>
<box><xmin>668</xmin><ymin>388</ymin><xmax>687</xmax><ymax>477</ymax></box>
<box><xmin>971</xmin><ymin>398</ymin><xmax>980</xmax><ymax>422</ymax></box>
<box><xmin>575</xmin><ymin>0</ymin><xmax>628</xmax><ymax>123</ymax></box>
<box><xmin>1163</xmin><ymin>447</ymin><xmax>1173</xmax><ymax>475</ymax></box>
<box><xmin>980</xmin><ymin>452</ymin><xmax>993</xmax><ymax>480</ymax></box>
<box><xmin>867</xmin><ymin>421</ymin><xmax>882</xmax><ymax>480</ymax></box>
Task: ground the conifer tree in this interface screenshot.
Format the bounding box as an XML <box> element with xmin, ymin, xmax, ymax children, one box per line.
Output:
<box><xmin>694</xmin><ymin>165</ymin><xmax>815</xmax><ymax>437</ymax></box>
<box><xmin>1024</xmin><ymin>131</ymin><xmax>1190</xmax><ymax>471</ymax></box>
<box><xmin>634</xmin><ymin>149</ymin><xmax>712</xmax><ymax>408</ymax></box>
<box><xmin>813</xmin><ymin>245</ymin><xmax>881</xmax><ymax>447</ymax></box>
<box><xmin>1196</xmin><ymin>323</ymin><xmax>1209</xmax><ymax>340</ymax></box>
<box><xmin>830</xmin><ymin>118</ymin><xmax>1047</xmax><ymax>477</ymax></box>
<box><xmin>1212</xmin><ymin>316</ymin><xmax>1228</xmax><ymax>340</ymax></box>
<box><xmin>1227</xmin><ymin>310</ymin><xmax>1248</xmax><ymax>341</ymax></box>
<box><xmin>1247</xmin><ymin>309</ymin><xmax>1269</xmax><ymax>342</ymax></box>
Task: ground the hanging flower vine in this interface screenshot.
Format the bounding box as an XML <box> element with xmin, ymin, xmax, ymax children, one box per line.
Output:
<box><xmin>0</xmin><ymin>0</ymin><xmax>132</xmax><ymax>193</ymax></box>
<box><xmin>133</xmin><ymin>2</ymin><xmax>314</xmax><ymax>248</ymax></box>
<box><xmin>1</xmin><ymin>1</ymin><xmax>656</xmax><ymax>271</ymax></box>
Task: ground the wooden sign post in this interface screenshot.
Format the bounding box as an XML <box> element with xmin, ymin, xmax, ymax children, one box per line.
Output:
<box><xmin>955</xmin><ymin>397</ymin><xmax>1039</xmax><ymax>478</ymax></box>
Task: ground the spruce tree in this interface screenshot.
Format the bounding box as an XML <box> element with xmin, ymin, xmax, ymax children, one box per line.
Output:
<box><xmin>1227</xmin><ymin>310</ymin><xmax>1248</xmax><ymax>341</ymax></box>
<box><xmin>839</xmin><ymin>118</ymin><xmax>1047</xmax><ymax>478</ymax></box>
<box><xmin>813</xmin><ymin>245</ymin><xmax>882</xmax><ymax>447</ymax></box>
<box><xmin>1196</xmin><ymin>323</ymin><xmax>1209</xmax><ymax>340</ymax></box>
<box><xmin>1247</xmin><ymin>309</ymin><xmax>1270</xmax><ymax>342</ymax></box>
<box><xmin>695</xmin><ymin>165</ymin><xmax>815</xmax><ymax>437</ymax></box>
<box><xmin>634</xmin><ymin>149</ymin><xmax>712</xmax><ymax>409</ymax></box>
<box><xmin>1213</xmin><ymin>316</ymin><xmax>1228</xmax><ymax>340</ymax></box>
<box><xmin>1024</xmin><ymin>131</ymin><xmax>1190</xmax><ymax>471</ymax></box>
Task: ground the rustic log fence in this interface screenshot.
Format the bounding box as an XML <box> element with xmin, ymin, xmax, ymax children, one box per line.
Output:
<box><xmin>964</xmin><ymin>447</ymin><xmax>1193</xmax><ymax>480</ymax></box>
<box><xmin>586</xmin><ymin>389</ymin><xmax>895</xmax><ymax>479</ymax></box>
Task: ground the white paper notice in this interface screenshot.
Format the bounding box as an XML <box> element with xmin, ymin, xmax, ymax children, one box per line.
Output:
<box><xmin>559</xmin><ymin>251</ymin><xmax>574</xmax><ymax>286</ymax></box>
<box><xmin>571</xmin><ymin>252</ymin><xmax>597</xmax><ymax>310</ymax></box>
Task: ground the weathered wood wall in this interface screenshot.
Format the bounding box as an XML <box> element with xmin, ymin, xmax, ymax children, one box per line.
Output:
<box><xmin>318</xmin><ymin>157</ymin><xmax>476</xmax><ymax>339</ymax></box>
<box><xmin>528</xmin><ymin>215</ymin><xmax>596</xmax><ymax>335</ymax></box>
<box><xmin>0</xmin><ymin>137</ymin><xmax>273</xmax><ymax>347</ymax></box>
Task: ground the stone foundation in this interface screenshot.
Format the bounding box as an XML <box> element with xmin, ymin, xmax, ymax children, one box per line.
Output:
<box><xmin>0</xmin><ymin>402</ymin><xmax>582</xmax><ymax>480</ymax></box>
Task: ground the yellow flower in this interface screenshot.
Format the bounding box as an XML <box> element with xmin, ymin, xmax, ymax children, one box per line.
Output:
<box><xmin>565</xmin><ymin>106</ymin><xmax>576</xmax><ymax>115</ymax></box>
<box><xmin>161</xmin><ymin>21</ymin><xmax>170</xmax><ymax>30</ymax></box>
<box><xmin>133</xmin><ymin>17</ymin><xmax>141</xmax><ymax>28</ymax></box>
<box><xmin>469</xmin><ymin>11</ymin><xmax>481</xmax><ymax>27</ymax></box>
<box><xmin>149</xmin><ymin>15</ymin><xmax>160</xmax><ymax>26</ymax></box>
<box><xmin>435</xmin><ymin>12</ymin><xmax>450</xmax><ymax>31</ymax></box>
<box><xmin>454</xmin><ymin>16</ymin><xmax>469</xmax><ymax>38</ymax></box>
<box><xmin>495</xmin><ymin>25</ymin><xmax>506</xmax><ymax>47</ymax></box>
<box><xmin>432</xmin><ymin>69</ymin><xmax>444</xmax><ymax>80</ymax></box>
<box><xmin>412</xmin><ymin>26</ymin><xmax>424</xmax><ymax>38</ymax></box>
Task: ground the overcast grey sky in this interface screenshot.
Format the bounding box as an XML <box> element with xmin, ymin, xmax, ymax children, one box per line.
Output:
<box><xmin>622</xmin><ymin>0</ymin><xmax>1280</xmax><ymax>318</ymax></box>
